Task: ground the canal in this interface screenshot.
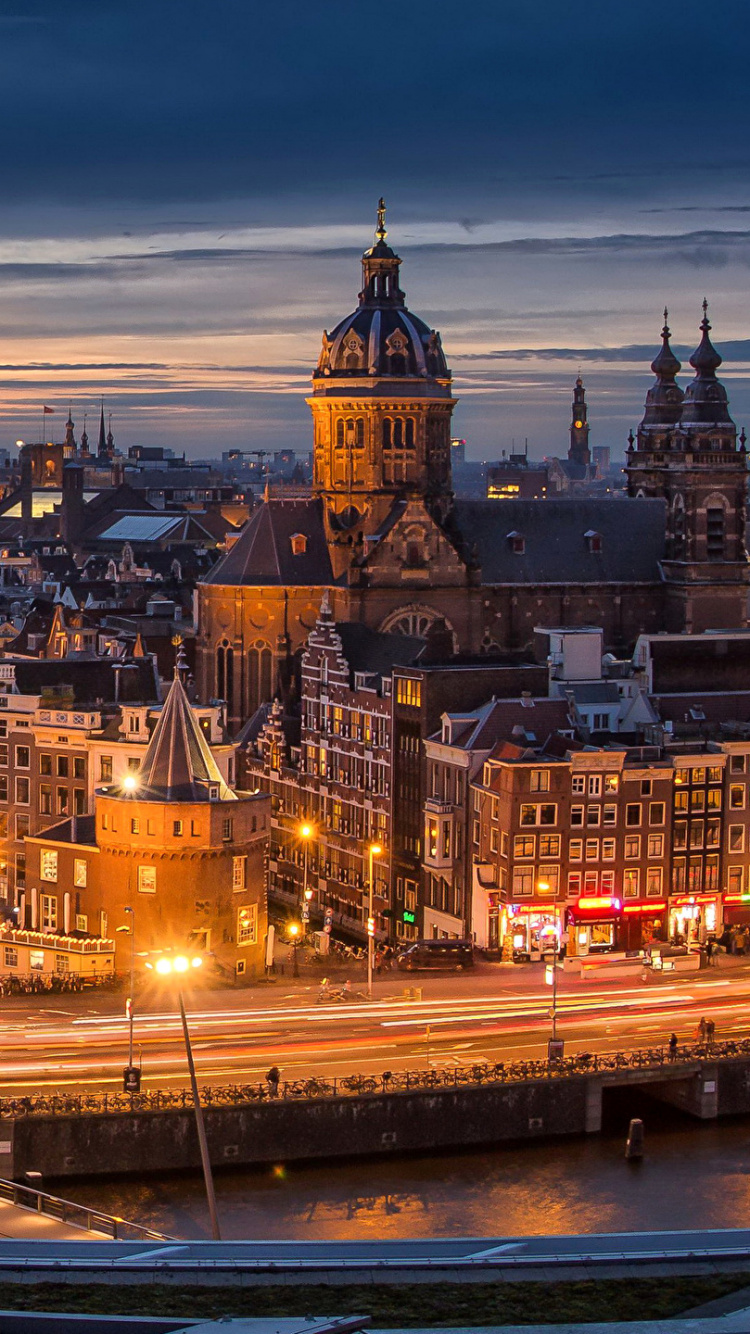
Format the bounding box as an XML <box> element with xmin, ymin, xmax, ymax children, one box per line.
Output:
<box><xmin>59</xmin><ymin>1093</ymin><xmax>750</xmax><ymax>1240</ymax></box>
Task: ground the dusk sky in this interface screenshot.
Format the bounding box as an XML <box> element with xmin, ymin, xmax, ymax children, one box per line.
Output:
<box><xmin>2</xmin><ymin>0</ymin><xmax>750</xmax><ymax>460</ymax></box>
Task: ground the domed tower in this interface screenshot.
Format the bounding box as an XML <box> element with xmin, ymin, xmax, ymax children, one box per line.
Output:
<box><xmin>308</xmin><ymin>201</ymin><xmax>456</xmax><ymax>549</ymax></box>
<box><xmin>628</xmin><ymin>303</ymin><xmax>749</xmax><ymax>631</ymax></box>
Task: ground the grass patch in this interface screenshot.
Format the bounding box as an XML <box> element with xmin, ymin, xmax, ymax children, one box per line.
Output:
<box><xmin>0</xmin><ymin>1274</ymin><xmax>747</xmax><ymax>1325</ymax></box>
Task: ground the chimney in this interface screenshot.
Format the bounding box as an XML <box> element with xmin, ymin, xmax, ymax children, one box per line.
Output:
<box><xmin>61</xmin><ymin>463</ymin><xmax>85</xmax><ymax>546</ymax></box>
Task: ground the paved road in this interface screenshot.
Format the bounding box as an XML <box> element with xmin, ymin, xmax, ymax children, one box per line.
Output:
<box><xmin>1</xmin><ymin>959</ymin><xmax>749</xmax><ymax>1094</ymax></box>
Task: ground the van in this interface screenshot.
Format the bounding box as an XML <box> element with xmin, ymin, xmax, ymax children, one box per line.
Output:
<box><xmin>395</xmin><ymin>938</ymin><xmax>474</xmax><ymax>972</ymax></box>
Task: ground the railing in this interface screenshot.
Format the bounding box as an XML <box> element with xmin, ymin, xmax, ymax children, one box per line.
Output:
<box><xmin>0</xmin><ymin>1177</ymin><xmax>174</xmax><ymax>1240</ymax></box>
<box><xmin>0</xmin><ymin>1036</ymin><xmax>745</xmax><ymax>1119</ymax></box>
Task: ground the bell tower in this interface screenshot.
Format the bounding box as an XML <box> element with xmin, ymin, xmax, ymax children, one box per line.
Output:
<box><xmin>568</xmin><ymin>375</ymin><xmax>591</xmax><ymax>469</ymax></box>
<box><xmin>307</xmin><ymin>202</ymin><xmax>456</xmax><ymax>572</ymax></box>
<box><xmin>627</xmin><ymin>304</ymin><xmax>749</xmax><ymax>631</ymax></box>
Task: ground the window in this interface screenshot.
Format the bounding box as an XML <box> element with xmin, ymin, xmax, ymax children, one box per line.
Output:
<box><xmin>584</xmin><ymin>870</ymin><xmax>598</xmax><ymax>893</ymax></box>
<box><xmin>673</xmin><ymin>821</ymin><xmax>688</xmax><ymax>850</ymax></box>
<box><xmin>688</xmin><ymin>856</ymin><xmax>702</xmax><ymax>892</ymax></box>
<box><xmin>604</xmin><ymin>774</ymin><xmax>619</xmax><ymax>793</ymax></box>
<box><xmin>519</xmin><ymin>803</ymin><xmax>556</xmax><ymax>826</ymax></box>
<box><xmin>691</xmin><ymin>768</ymin><xmax>706</xmax><ymax>786</ymax></box>
<box><xmin>602</xmin><ymin>838</ymin><xmax>616</xmax><ymax>860</ymax></box>
<box><xmin>623</xmin><ymin>868</ymin><xmax>640</xmax><ymax>898</ymax></box>
<box><xmin>0</xmin><ymin>776</ymin><xmax>7</xmax><ymax>803</ymax></box>
<box><xmin>706</xmin><ymin>819</ymin><xmax>721</xmax><ymax>848</ymax></box>
<box><xmin>625</xmin><ymin>803</ymin><xmax>641</xmax><ymax>826</ymax></box>
<box><xmin>672</xmin><ymin>858</ymin><xmax>686</xmax><ymax>893</ymax></box>
<box><xmin>649</xmin><ymin>802</ymin><xmax>665</xmax><ymax>825</ymax></box>
<box><xmin>571</xmin><ymin>805</ymin><xmax>584</xmax><ymax>827</ymax></box>
<box><xmin>603</xmin><ymin>804</ymin><xmax>617</xmax><ymax>826</ymax></box>
<box><xmin>0</xmin><ymin>744</ymin><xmax>7</xmax><ymax>767</ymax></box>
<box><xmin>674</xmin><ymin>790</ymin><xmax>689</xmax><ymax>813</ymax></box>
<box><xmin>56</xmin><ymin>756</ymin><xmax>69</xmax><ymax>778</ymax></box>
<box><xmin>55</xmin><ymin>954</ymin><xmax>70</xmax><ymax>975</ymax></box>
<box><xmin>707</xmin><ymin>787</ymin><xmax>722</xmax><ymax>810</ymax></box>
<box><xmin>569</xmin><ymin>838</ymin><xmax>583</xmax><ymax>861</ymax></box>
<box><xmin>588</xmin><ymin>775</ymin><xmax>602</xmax><ymax>797</ymax></box>
<box><xmin>730</xmin><ymin>785</ymin><xmax>746</xmax><ymax>810</ymax></box>
<box><xmin>731</xmin><ymin>755</ymin><xmax>746</xmax><ymax>774</ymax></box>
<box><xmin>57</xmin><ymin>788</ymin><xmax>69</xmax><ymax>816</ymax></box>
<box><xmin>624</xmin><ymin>834</ymin><xmax>641</xmax><ymax>858</ymax></box>
<box><xmin>689</xmin><ymin>821</ymin><xmax>704</xmax><ymax>848</ymax></box>
<box><xmin>232</xmin><ymin>855</ymin><xmax>247</xmax><ymax>891</ymax></box>
<box><xmin>539</xmin><ymin>834</ymin><xmax>560</xmax><ymax>858</ymax></box>
<box><xmin>707</xmin><ymin>766</ymin><xmax>722</xmax><ymax>784</ymax></box>
<box><xmin>647</xmin><ymin>833</ymin><xmax>664</xmax><ymax>858</ymax></box>
<box><xmin>41</xmin><ymin>893</ymin><xmax>57</xmax><ymax>931</ymax></box>
<box><xmin>74</xmin><ymin>859</ymin><xmax>87</xmax><ymax>888</ymax></box>
<box><xmin>29</xmin><ymin>948</ymin><xmax>43</xmax><ymax>971</ymax></box>
<box><xmin>237</xmin><ymin>903</ymin><xmax>258</xmax><ymax>946</ymax></box>
<box><xmin>568</xmin><ymin>871</ymin><xmax>582</xmax><ymax>898</ymax></box>
<box><xmin>173</xmin><ymin>820</ymin><xmax>183</xmax><ymax>837</ymax></box>
<box><xmin>585</xmin><ymin>838</ymin><xmax>599</xmax><ymax>861</ymax></box>
<box><xmin>396</xmin><ymin>678</ymin><xmax>422</xmax><ymax>708</ymax></box>
<box><xmin>137</xmin><ymin>865</ymin><xmax>156</xmax><ymax>894</ymax></box>
<box><xmin>74</xmin><ymin>789</ymin><xmax>86</xmax><ymax>814</ymax></box>
<box><xmin>513</xmin><ymin>834</ymin><xmax>535</xmax><ymax>859</ymax></box>
<box><xmin>73</xmin><ymin>757</ymin><xmax>85</xmax><ymax>779</ymax></box>
<box><xmin>705</xmin><ymin>854</ymin><xmax>720</xmax><ymax>891</ymax></box>
<box><xmin>15</xmin><ymin>852</ymin><xmax>25</xmax><ymax>889</ymax></box>
<box><xmin>15</xmin><ymin>778</ymin><xmax>29</xmax><ymax>805</ymax></box>
<box><xmin>100</xmin><ymin>755</ymin><xmax>113</xmax><ymax>783</ymax></box>
<box><xmin>15</xmin><ymin>814</ymin><xmax>29</xmax><ymax>840</ymax></box>
<box><xmin>691</xmin><ymin>789</ymin><xmax>705</xmax><ymax>812</ymax></box>
<box><xmin>572</xmin><ymin>775</ymin><xmax>585</xmax><ymax>795</ymax></box>
<box><xmin>15</xmin><ymin>746</ymin><xmax>29</xmax><ymax>769</ymax></box>
<box><xmin>130</xmin><ymin>818</ymin><xmax>139</xmax><ymax>835</ymax></box>
<box><xmin>646</xmin><ymin>867</ymin><xmax>663</xmax><ymax>897</ymax></box>
<box><xmin>530</xmin><ymin>770</ymin><xmax>550</xmax><ymax>793</ymax></box>
<box><xmin>586</xmin><ymin>805</ymin><xmax>601</xmax><ymax>826</ymax></box>
<box><xmin>39</xmin><ymin>754</ymin><xmax>52</xmax><ymax>776</ymax></box>
<box><xmin>729</xmin><ymin>825</ymin><xmax>745</xmax><ymax>853</ymax></box>
<box><xmin>222</xmin><ymin>818</ymin><xmax>233</xmax><ymax>842</ymax></box>
<box><xmin>512</xmin><ymin>867</ymin><xmax>534</xmax><ymax>896</ymax></box>
<box><xmin>3</xmin><ymin>947</ymin><xmax>17</xmax><ymax>968</ymax></box>
<box><xmin>728</xmin><ymin>866</ymin><xmax>744</xmax><ymax>895</ymax></box>
<box><xmin>537</xmin><ymin>866</ymin><xmax>559</xmax><ymax>895</ymax></box>
<box><xmin>640</xmin><ymin>779</ymin><xmax>652</xmax><ymax>797</ymax></box>
<box><xmin>40</xmin><ymin>850</ymin><xmax>58</xmax><ymax>883</ymax></box>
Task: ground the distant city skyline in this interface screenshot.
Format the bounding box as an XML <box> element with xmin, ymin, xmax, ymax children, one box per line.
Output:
<box><xmin>1</xmin><ymin>0</ymin><xmax>749</xmax><ymax>459</ymax></box>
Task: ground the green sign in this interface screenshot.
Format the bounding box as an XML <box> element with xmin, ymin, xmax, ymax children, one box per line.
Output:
<box><xmin>403</xmin><ymin>911</ymin><xmax>416</xmax><ymax>924</ymax></box>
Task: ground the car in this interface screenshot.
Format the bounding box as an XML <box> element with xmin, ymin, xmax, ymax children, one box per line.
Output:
<box><xmin>395</xmin><ymin>938</ymin><xmax>474</xmax><ymax>972</ymax></box>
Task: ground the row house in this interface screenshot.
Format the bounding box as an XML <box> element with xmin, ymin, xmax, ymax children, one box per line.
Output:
<box><xmin>242</xmin><ymin>598</ymin><xmax>423</xmax><ymax>940</ymax></box>
<box><xmin>472</xmin><ymin>731</ymin><xmax>750</xmax><ymax>958</ymax></box>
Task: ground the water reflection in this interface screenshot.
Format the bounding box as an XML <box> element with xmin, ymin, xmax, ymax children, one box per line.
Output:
<box><xmin>61</xmin><ymin>1111</ymin><xmax>750</xmax><ymax>1242</ymax></box>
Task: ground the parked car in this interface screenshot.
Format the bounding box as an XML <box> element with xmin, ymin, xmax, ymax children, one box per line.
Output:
<box><xmin>395</xmin><ymin>939</ymin><xmax>474</xmax><ymax>972</ymax></box>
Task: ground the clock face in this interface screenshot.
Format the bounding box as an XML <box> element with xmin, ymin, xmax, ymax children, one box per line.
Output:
<box><xmin>574</xmin><ymin>420</ymin><xmax>583</xmax><ymax>429</ymax></box>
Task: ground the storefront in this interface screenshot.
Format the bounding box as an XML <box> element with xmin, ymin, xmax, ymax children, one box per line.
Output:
<box><xmin>620</xmin><ymin>901</ymin><xmax>668</xmax><ymax>952</ymax></box>
<box><xmin>722</xmin><ymin>892</ymin><xmax>750</xmax><ymax>932</ymax></box>
<box><xmin>669</xmin><ymin>893</ymin><xmax>720</xmax><ymax>945</ymax></box>
<box><xmin>505</xmin><ymin>902</ymin><xmax>561</xmax><ymax>961</ymax></box>
<box><xmin>566</xmin><ymin>895</ymin><xmax>622</xmax><ymax>956</ymax></box>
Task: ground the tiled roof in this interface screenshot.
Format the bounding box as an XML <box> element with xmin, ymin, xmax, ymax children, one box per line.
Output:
<box><xmin>453</xmin><ymin>497</ymin><xmax>666</xmax><ymax>584</ymax></box>
<box><xmin>203</xmin><ymin>499</ymin><xmax>333</xmax><ymax>586</ymax></box>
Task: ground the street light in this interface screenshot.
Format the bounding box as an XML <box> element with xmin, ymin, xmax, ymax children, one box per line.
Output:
<box><xmin>288</xmin><ymin>921</ymin><xmax>301</xmax><ymax>978</ymax></box>
<box><xmin>145</xmin><ymin>951</ymin><xmax>220</xmax><ymax>1241</ymax></box>
<box><xmin>116</xmin><ymin>906</ymin><xmax>136</xmax><ymax>1075</ymax></box>
<box><xmin>367</xmin><ymin>842</ymin><xmax>382</xmax><ymax>998</ymax></box>
<box><xmin>122</xmin><ymin>774</ymin><xmax>139</xmax><ymax>793</ymax></box>
<box><xmin>299</xmin><ymin>822</ymin><xmax>313</xmax><ymax>926</ymax></box>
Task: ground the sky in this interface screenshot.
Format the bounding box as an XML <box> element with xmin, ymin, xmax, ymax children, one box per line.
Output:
<box><xmin>1</xmin><ymin>0</ymin><xmax>750</xmax><ymax>461</ymax></box>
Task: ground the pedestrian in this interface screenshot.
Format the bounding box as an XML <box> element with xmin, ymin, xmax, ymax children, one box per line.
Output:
<box><xmin>706</xmin><ymin>938</ymin><xmax>715</xmax><ymax>966</ymax></box>
<box><xmin>668</xmin><ymin>1032</ymin><xmax>678</xmax><ymax>1061</ymax></box>
<box><xmin>697</xmin><ymin>1016</ymin><xmax>708</xmax><ymax>1044</ymax></box>
<box><xmin>266</xmin><ymin>1065</ymin><xmax>280</xmax><ymax>1098</ymax></box>
<box><xmin>706</xmin><ymin>1019</ymin><xmax>716</xmax><ymax>1048</ymax></box>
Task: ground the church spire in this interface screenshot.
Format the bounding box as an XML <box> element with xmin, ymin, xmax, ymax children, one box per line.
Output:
<box><xmin>64</xmin><ymin>406</ymin><xmax>76</xmax><ymax>453</ymax></box>
<box><xmin>637</xmin><ymin>307</ymin><xmax>684</xmax><ymax>435</ymax></box>
<box><xmin>97</xmin><ymin>403</ymin><xmax>107</xmax><ymax>458</ymax></box>
<box><xmin>651</xmin><ymin>307</ymin><xmax>681</xmax><ymax>381</ymax></box>
<box><xmin>359</xmin><ymin>197</ymin><xmax>404</xmax><ymax>308</ymax></box>
<box><xmin>128</xmin><ymin>671</ymin><xmax>234</xmax><ymax>803</ymax></box>
<box><xmin>689</xmin><ymin>298</ymin><xmax>722</xmax><ymax>377</ymax></box>
<box><xmin>681</xmin><ymin>299</ymin><xmax>734</xmax><ymax>430</ymax></box>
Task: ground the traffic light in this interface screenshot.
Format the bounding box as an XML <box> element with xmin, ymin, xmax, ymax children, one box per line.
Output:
<box><xmin>367</xmin><ymin>916</ymin><xmax>375</xmax><ymax>936</ymax></box>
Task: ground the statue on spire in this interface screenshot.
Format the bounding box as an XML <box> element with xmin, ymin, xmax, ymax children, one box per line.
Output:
<box><xmin>376</xmin><ymin>197</ymin><xmax>386</xmax><ymax>243</ymax></box>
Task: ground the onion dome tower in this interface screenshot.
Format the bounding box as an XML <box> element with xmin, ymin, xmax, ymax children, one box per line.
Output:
<box><xmin>627</xmin><ymin>303</ymin><xmax>749</xmax><ymax>631</ymax></box>
<box><xmin>63</xmin><ymin>407</ymin><xmax>77</xmax><ymax>457</ymax></box>
<box><xmin>568</xmin><ymin>376</ymin><xmax>591</xmax><ymax>468</ymax></box>
<box><xmin>308</xmin><ymin>200</ymin><xmax>456</xmax><ymax>544</ymax></box>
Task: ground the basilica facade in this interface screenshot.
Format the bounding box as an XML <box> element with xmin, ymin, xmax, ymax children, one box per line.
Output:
<box><xmin>196</xmin><ymin>209</ymin><xmax>749</xmax><ymax>729</ymax></box>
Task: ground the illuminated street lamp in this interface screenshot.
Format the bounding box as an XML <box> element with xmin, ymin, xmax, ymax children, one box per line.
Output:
<box><xmin>115</xmin><ymin>905</ymin><xmax>136</xmax><ymax>1077</ymax></box>
<box><xmin>299</xmin><ymin>821</ymin><xmax>313</xmax><ymax>925</ymax></box>
<box><xmin>145</xmin><ymin>951</ymin><xmax>220</xmax><ymax>1240</ymax></box>
<box><xmin>122</xmin><ymin>774</ymin><xmax>139</xmax><ymax>793</ymax></box>
<box><xmin>367</xmin><ymin>842</ymin><xmax>382</xmax><ymax>998</ymax></box>
<box><xmin>288</xmin><ymin>921</ymin><xmax>301</xmax><ymax>978</ymax></box>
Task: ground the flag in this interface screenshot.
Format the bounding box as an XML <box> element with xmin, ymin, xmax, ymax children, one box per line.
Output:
<box><xmin>43</xmin><ymin>406</ymin><xmax>54</xmax><ymax>414</ymax></box>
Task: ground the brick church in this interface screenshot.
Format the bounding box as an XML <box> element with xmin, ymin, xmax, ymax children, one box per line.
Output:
<box><xmin>196</xmin><ymin>207</ymin><xmax>749</xmax><ymax>728</ymax></box>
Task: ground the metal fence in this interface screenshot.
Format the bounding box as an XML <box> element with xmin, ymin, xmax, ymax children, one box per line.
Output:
<box><xmin>0</xmin><ymin>1177</ymin><xmax>174</xmax><ymax>1240</ymax></box>
<box><xmin>0</xmin><ymin>1035</ymin><xmax>746</xmax><ymax>1119</ymax></box>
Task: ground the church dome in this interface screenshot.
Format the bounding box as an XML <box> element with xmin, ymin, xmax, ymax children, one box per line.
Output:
<box><xmin>680</xmin><ymin>300</ymin><xmax>734</xmax><ymax>430</ymax></box>
<box><xmin>314</xmin><ymin>201</ymin><xmax>450</xmax><ymax>383</ymax></box>
<box><xmin>639</xmin><ymin>309</ymin><xmax>684</xmax><ymax>432</ymax></box>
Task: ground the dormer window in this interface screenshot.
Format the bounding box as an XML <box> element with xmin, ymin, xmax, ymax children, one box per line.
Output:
<box><xmin>290</xmin><ymin>533</ymin><xmax>307</xmax><ymax>557</ymax></box>
<box><xmin>585</xmin><ymin>530</ymin><xmax>602</xmax><ymax>553</ymax></box>
<box><xmin>507</xmin><ymin>531</ymin><xmax>525</xmax><ymax>555</ymax></box>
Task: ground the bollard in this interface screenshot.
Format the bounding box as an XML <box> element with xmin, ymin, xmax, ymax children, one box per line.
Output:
<box><xmin>625</xmin><ymin>1117</ymin><xmax>645</xmax><ymax>1160</ymax></box>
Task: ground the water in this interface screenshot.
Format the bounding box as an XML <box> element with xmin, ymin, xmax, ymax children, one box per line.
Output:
<box><xmin>60</xmin><ymin>1096</ymin><xmax>750</xmax><ymax>1241</ymax></box>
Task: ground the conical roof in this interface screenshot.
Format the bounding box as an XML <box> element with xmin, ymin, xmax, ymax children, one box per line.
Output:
<box><xmin>689</xmin><ymin>299</ymin><xmax>722</xmax><ymax>375</ymax></box>
<box><xmin>651</xmin><ymin>309</ymin><xmax>681</xmax><ymax>380</ymax></box>
<box><xmin>681</xmin><ymin>299</ymin><xmax>734</xmax><ymax>429</ymax></box>
<box><xmin>639</xmin><ymin>308</ymin><xmax>684</xmax><ymax>431</ymax></box>
<box><xmin>127</xmin><ymin>672</ymin><xmax>234</xmax><ymax>803</ymax></box>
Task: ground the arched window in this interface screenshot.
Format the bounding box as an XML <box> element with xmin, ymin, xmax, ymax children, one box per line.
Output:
<box><xmin>405</xmin><ymin>418</ymin><xmax>415</xmax><ymax>448</ymax></box>
<box><xmin>217</xmin><ymin>640</ymin><xmax>233</xmax><ymax>704</ymax></box>
<box><xmin>706</xmin><ymin>506</ymin><xmax>726</xmax><ymax>559</ymax></box>
<box><xmin>355</xmin><ymin>418</ymin><xmax>365</xmax><ymax>447</ymax></box>
<box><xmin>336</xmin><ymin>420</ymin><xmax>345</xmax><ymax>448</ymax></box>
<box><xmin>393</xmin><ymin>417</ymin><xmax>404</xmax><ymax>448</ymax></box>
<box><xmin>249</xmin><ymin>642</ymin><xmax>273</xmax><ymax>708</ymax></box>
<box><xmin>383</xmin><ymin>418</ymin><xmax>392</xmax><ymax>449</ymax></box>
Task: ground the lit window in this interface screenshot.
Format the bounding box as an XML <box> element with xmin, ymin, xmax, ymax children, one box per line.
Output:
<box><xmin>237</xmin><ymin>903</ymin><xmax>257</xmax><ymax>945</ymax></box>
<box><xmin>137</xmin><ymin>865</ymin><xmax>156</xmax><ymax>894</ymax></box>
<box><xmin>233</xmin><ymin>855</ymin><xmax>247</xmax><ymax>891</ymax></box>
<box><xmin>74</xmin><ymin>859</ymin><xmax>87</xmax><ymax>888</ymax></box>
<box><xmin>40</xmin><ymin>850</ymin><xmax>58</xmax><ymax>883</ymax></box>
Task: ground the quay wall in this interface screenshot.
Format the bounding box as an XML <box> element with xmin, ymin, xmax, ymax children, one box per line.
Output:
<box><xmin>3</xmin><ymin>1056</ymin><xmax>750</xmax><ymax>1181</ymax></box>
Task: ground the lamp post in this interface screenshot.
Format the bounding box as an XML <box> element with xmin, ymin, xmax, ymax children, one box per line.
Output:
<box><xmin>367</xmin><ymin>842</ymin><xmax>382</xmax><ymax>999</ymax></box>
<box><xmin>288</xmin><ymin>921</ymin><xmax>301</xmax><ymax>978</ymax></box>
<box><xmin>299</xmin><ymin>822</ymin><xmax>313</xmax><ymax>933</ymax></box>
<box><xmin>123</xmin><ymin>906</ymin><xmax>135</xmax><ymax>1068</ymax></box>
<box><xmin>148</xmin><ymin>951</ymin><xmax>221</xmax><ymax>1240</ymax></box>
